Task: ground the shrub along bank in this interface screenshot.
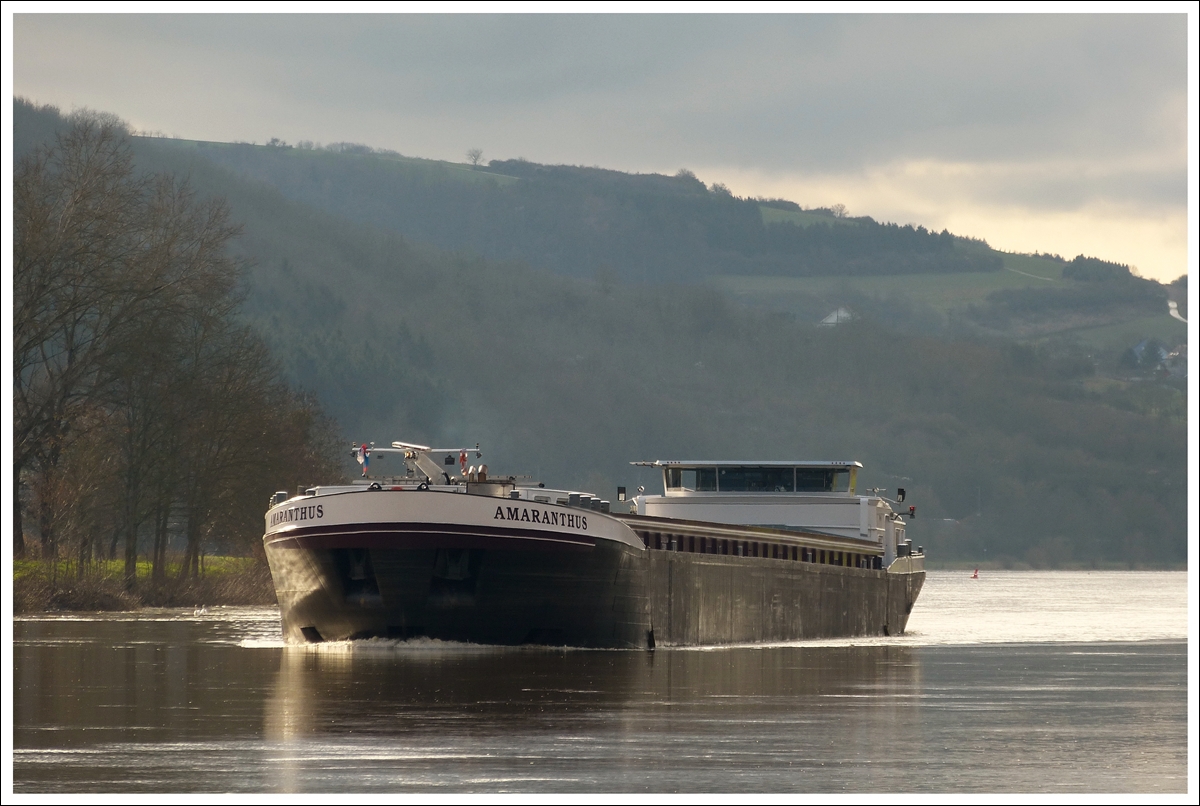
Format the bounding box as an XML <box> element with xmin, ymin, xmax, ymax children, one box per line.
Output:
<box><xmin>13</xmin><ymin>557</ymin><xmax>278</xmax><ymax>613</ymax></box>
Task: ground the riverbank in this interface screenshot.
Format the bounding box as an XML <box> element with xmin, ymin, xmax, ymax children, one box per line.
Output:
<box><xmin>13</xmin><ymin>558</ymin><xmax>277</xmax><ymax>614</ymax></box>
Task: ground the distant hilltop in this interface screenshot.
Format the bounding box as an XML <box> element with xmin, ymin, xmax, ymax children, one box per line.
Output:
<box><xmin>145</xmin><ymin>135</ymin><xmax>1009</xmax><ymax>284</ymax></box>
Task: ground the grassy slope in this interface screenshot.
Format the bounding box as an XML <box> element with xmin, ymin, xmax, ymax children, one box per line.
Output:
<box><xmin>711</xmin><ymin>251</ymin><xmax>1184</xmax><ymax>349</ymax></box>
<box><xmin>14</xmin><ymin>557</ymin><xmax>276</xmax><ymax>612</ymax></box>
<box><xmin>1052</xmin><ymin>313</ymin><xmax>1187</xmax><ymax>350</ymax></box>
<box><xmin>759</xmin><ymin>206</ymin><xmax>862</xmax><ymax>228</ymax></box>
<box><xmin>152</xmin><ymin>138</ymin><xmax>1180</xmax><ymax>359</ymax></box>
<box><xmin>156</xmin><ymin>137</ymin><xmax>521</xmax><ymax>187</ymax></box>
<box><xmin>132</xmin><ymin>138</ymin><xmax>1178</xmax><ymax>334</ymax></box>
<box><xmin>711</xmin><ymin>253</ymin><xmax>1065</xmax><ymax>314</ymax></box>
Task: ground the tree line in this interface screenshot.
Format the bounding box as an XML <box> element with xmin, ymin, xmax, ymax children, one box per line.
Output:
<box><xmin>13</xmin><ymin>113</ymin><xmax>344</xmax><ymax>592</ymax></box>
<box><xmin>151</xmin><ymin>142</ymin><xmax>1004</xmax><ymax>284</ymax></box>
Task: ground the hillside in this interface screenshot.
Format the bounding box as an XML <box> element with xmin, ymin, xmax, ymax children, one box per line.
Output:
<box><xmin>142</xmin><ymin>137</ymin><xmax>1002</xmax><ymax>283</ymax></box>
<box><xmin>12</xmin><ymin>99</ymin><xmax>1188</xmax><ymax>568</ymax></box>
<box><xmin>141</xmin><ymin>131</ymin><xmax>1184</xmax><ymax>353</ymax></box>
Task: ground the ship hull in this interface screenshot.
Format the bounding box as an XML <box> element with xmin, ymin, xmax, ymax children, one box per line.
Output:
<box><xmin>645</xmin><ymin>552</ymin><xmax>924</xmax><ymax>645</ymax></box>
<box><xmin>267</xmin><ymin>532</ymin><xmax>652</xmax><ymax>648</ymax></box>
<box><xmin>264</xmin><ymin>489</ymin><xmax>924</xmax><ymax>648</ymax></box>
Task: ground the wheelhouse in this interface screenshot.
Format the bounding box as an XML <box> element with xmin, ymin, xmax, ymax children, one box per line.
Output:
<box><xmin>640</xmin><ymin>461</ymin><xmax>861</xmax><ymax>496</ymax></box>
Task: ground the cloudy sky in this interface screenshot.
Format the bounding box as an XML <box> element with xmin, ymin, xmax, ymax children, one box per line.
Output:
<box><xmin>9</xmin><ymin>10</ymin><xmax>1194</xmax><ymax>282</ymax></box>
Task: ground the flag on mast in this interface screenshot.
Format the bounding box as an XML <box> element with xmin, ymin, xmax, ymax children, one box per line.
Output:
<box><xmin>356</xmin><ymin>443</ymin><xmax>370</xmax><ymax>476</ymax></box>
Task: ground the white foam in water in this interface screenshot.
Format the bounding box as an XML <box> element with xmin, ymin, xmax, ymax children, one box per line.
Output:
<box><xmin>304</xmin><ymin>636</ymin><xmax>503</xmax><ymax>654</ymax></box>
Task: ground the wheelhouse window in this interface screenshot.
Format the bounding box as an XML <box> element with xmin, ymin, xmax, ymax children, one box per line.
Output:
<box><xmin>664</xmin><ymin>464</ymin><xmax>854</xmax><ymax>493</ymax></box>
<box><xmin>665</xmin><ymin>467</ymin><xmax>717</xmax><ymax>491</ymax></box>
<box><xmin>717</xmin><ymin>466</ymin><xmax>795</xmax><ymax>492</ymax></box>
<box><xmin>796</xmin><ymin>468</ymin><xmax>851</xmax><ymax>493</ymax></box>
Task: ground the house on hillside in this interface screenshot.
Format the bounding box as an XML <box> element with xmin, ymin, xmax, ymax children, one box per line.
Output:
<box><xmin>1130</xmin><ymin>338</ymin><xmax>1169</xmax><ymax>366</ymax></box>
<box><xmin>1165</xmin><ymin>343</ymin><xmax>1187</xmax><ymax>378</ymax></box>
<box><xmin>1125</xmin><ymin>338</ymin><xmax>1186</xmax><ymax>378</ymax></box>
<box><xmin>819</xmin><ymin>307</ymin><xmax>854</xmax><ymax>326</ymax></box>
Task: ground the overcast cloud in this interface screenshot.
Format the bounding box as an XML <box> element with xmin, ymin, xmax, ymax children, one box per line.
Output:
<box><xmin>10</xmin><ymin>11</ymin><xmax>1192</xmax><ymax>281</ymax></box>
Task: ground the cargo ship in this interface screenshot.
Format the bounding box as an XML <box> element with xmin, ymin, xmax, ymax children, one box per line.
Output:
<box><xmin>263</xmin><ymin>441</ymin><xmax>925</xmax><ymax>648</ymax></box>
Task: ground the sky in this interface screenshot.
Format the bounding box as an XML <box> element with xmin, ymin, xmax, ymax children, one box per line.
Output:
<box><xmin>6</xmin><ymin>8</ymin><xmax>1197</xmax><ymax>283</ymax></box>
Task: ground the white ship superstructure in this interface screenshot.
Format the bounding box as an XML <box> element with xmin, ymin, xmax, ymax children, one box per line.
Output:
<box><xmin>631</xmin><ymin>460</ymin><xmax>915</xmax><ymax>566</ymax></box>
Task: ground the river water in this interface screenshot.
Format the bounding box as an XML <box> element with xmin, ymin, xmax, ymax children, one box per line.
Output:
<box><xmin>11</xmin><ymin>571</ymin><xmax>1192</xmax><ymax>793</ymax></box>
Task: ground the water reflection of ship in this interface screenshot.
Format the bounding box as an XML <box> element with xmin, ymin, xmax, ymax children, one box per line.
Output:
<box><xmin>264</xmin><ymin>442</ymin><xmax>925</xmax><ymax>648</ymax></box>
<box><xmin>264</xmin><ymin>643</ymin><xmax>924</xmax><ymax>744</ymax></box>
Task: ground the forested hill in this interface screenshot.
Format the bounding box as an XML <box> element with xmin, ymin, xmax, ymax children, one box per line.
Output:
<box><xmin>12</xmin><ymin>100</ymin><xmax>1187</xmax><ymax>569</ymax></box>
<box><xmin>134</xmin><ymin>137</ymin><xmax>1002</xmax><ymax>284</ymax></box>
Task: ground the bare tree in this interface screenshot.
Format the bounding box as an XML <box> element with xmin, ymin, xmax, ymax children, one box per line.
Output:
<box><xmin>466</xmin><ymin>148</ymin><xmax>484</xmax><ymax>167</ymax></box>
<box><xmin>108</xmin><ymin>173</ymin><xmax>245</xmax><ymax>585</ymax></box>
<box><xmin>15</xmin><ymin>115</ymin><xmax>345</xmax><ymax>598</ymax></box>
<box><xmin>13</xmin><ymin>118</ymin><xmax>147</xmax><ymax>558</ymax></box>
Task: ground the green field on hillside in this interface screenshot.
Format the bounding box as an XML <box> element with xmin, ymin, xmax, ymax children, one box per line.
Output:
<box><xmin>759</xmin><ymin>205</ymin><xmax>860</xmax><ymax>228</ymax></box>
<box><xmin>1051</xmin><ymin>312</ymin><xmax>1187</xmax><ymax>350</ymax></box>
<box><xmin>710</xmin><ymin>252</ymin><xmax>1068</xmax><ymax>316</ymax></box>
<box><xmin>149</xmin><ymin>137</ymin><xmax>521</xmax><ymax>187</ymax></box>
